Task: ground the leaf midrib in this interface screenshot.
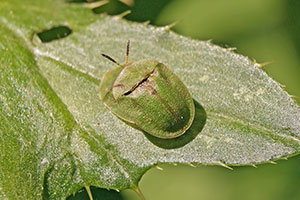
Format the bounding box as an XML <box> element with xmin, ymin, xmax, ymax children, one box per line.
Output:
<box><xmin>35</xmin><ymin>47</ymin><xmax>300</xmax><ymax>153</ymax></box>
<box><xmin>208</xmin><ymin>112</ymin><xmax>300</xmax><ymax>148</ymax></box>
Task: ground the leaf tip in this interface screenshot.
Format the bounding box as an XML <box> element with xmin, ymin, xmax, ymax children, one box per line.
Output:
<box><xmin>115</xmin><ymin>10</ymin><xmax>132</xmax><ymax>18</ymax></box>
<box><xmin>281</xmin><ymin>156</ymin><xmax>288</xmax><ymax>160</ymax></box>
<box><xmin>223</xmin><ymin>44</ymin><xmax>237</xmax><ymax>52</ymax></box>
<box><xmin>162</xmin><ymin>21</ymin><xmax>179</xmax><ymax>31</ymax></box>
<box><xmin>119</xmin><ymin>0</ymin><xmax>134</xmax><ymax>7</ymax></box>
<box><xmin>227</xmin><ymin>47</ymin><xmax>237</xmax><ymax>51</ymax></box>
<box><xmin>256</xmin><ymin>61</ymin><xmax>273</xmax><ymax>68</ymax></box>
<box><xmin>84</xmin><ymin>0</ymin><xmax>109</xmax><ymax>9</ymax></box>
<box><xmin>290</xmin><ymin>95</ymin><xmax>299</xmax><ymax>102</ymax></box>
<box><xmin>155</xmin><ymin>165</ymin><xmax>164</xmax><ymax>171</ymax></box>
<box><xmin>188</xmin><ymin>163</ymin><xmax>196</xmax><ymax>168</ymax></box>
<box><xmin>251</xmin><ymin>164</ymin><xmax>257</xmax><ymax>168</ymax></box>
<box><xmin>205</xmin><ymin>39</ymin><xmax>214</xmax><ymax>46</ymax></box>
<box><xmin>143</xmin><ymin>20</ymin><xmax>151</xmax><ymax>25</ymax></box>
<box><xmin>217</xmin><ymin>161</ymin><xmax>233</xmax><ymax>170</ymax></box>
<box><xmin>269</xmin><ymin>161</ymin><xmax>277</xmax><ymax>165</ymax></box>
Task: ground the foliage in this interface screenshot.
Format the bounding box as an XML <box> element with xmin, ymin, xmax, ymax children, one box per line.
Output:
<box><xmin>0</xmin><ymin>0</ymin><xmax>300</xmax><ymax>199</ymax></box>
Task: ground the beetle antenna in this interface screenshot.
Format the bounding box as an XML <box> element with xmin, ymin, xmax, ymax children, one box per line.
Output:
<box><xmin>101</xmin><ymin>54</ymin><xmax>121</xmax><ymax>66</ymax></box>
<box><xmin>126</xmin><ymin>40</ymin><xmax>130</xmax><ymax>64</ymax></box>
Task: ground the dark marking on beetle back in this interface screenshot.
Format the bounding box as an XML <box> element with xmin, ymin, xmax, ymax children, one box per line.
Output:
<box><xmin>123</xmin><ymin>73</ymin><xmax>152</xmax><ymax>96</ymax></box>
<box><xmin>124</xmin><ymin>90</ymin><xmax>132</xmax><ymax>96</ymax></box>
<box><xmin>113</xmin><ymin>84</ymin><xmax>125</xmax><ymax>88</ymax></box>
<box><xmin>151</xmin><ymin>89</ymin><xmax>157</xmax><ymax>95</ymax></box>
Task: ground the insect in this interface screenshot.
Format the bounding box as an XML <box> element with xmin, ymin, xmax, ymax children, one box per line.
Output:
<box><xmin>99</xmin><ymin>41</ymin><xmax>195</xmax><ymax>139</ymax></box>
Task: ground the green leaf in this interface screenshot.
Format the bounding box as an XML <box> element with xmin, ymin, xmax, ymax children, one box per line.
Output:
<box><xmin>1</xmin><ymin>0</ymin><xmax>300</xmax><ymax>199</ymax></box>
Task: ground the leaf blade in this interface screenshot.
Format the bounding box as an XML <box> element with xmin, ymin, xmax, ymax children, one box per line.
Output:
<box><xmin>1</xmin><ymin>0</ymin><xmax>300</xmax><ymax>199</ymax></box>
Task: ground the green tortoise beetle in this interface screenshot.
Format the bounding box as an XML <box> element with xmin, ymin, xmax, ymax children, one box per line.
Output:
<box><xmin>99</xmin><ymin>41</ymin><xmax>195</xmax><ymax>139</ymax></box>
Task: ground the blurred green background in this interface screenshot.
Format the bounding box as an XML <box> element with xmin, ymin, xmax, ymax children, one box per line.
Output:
<box><xmin>74</xmin><ymin>0</ymin><xmax>300</xmax><ymax>199</ymax></box>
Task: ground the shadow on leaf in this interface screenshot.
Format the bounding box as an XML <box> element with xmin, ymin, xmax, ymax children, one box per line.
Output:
<box><xmin>144</xmin><ymin>100</ymin><xmax>207</xmax><ymax>149</ymax></box>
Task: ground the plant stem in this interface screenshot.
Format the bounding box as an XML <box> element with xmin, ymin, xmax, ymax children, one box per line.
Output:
<box><xmin>85</xmin><ymin>185</ymin><xmax>94</xmax><ymax>200</ymax></box>
<box><xmin>133</xmin><ymin>187</ymin><xmax>146</xmax><ymax>200</ymax></box>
